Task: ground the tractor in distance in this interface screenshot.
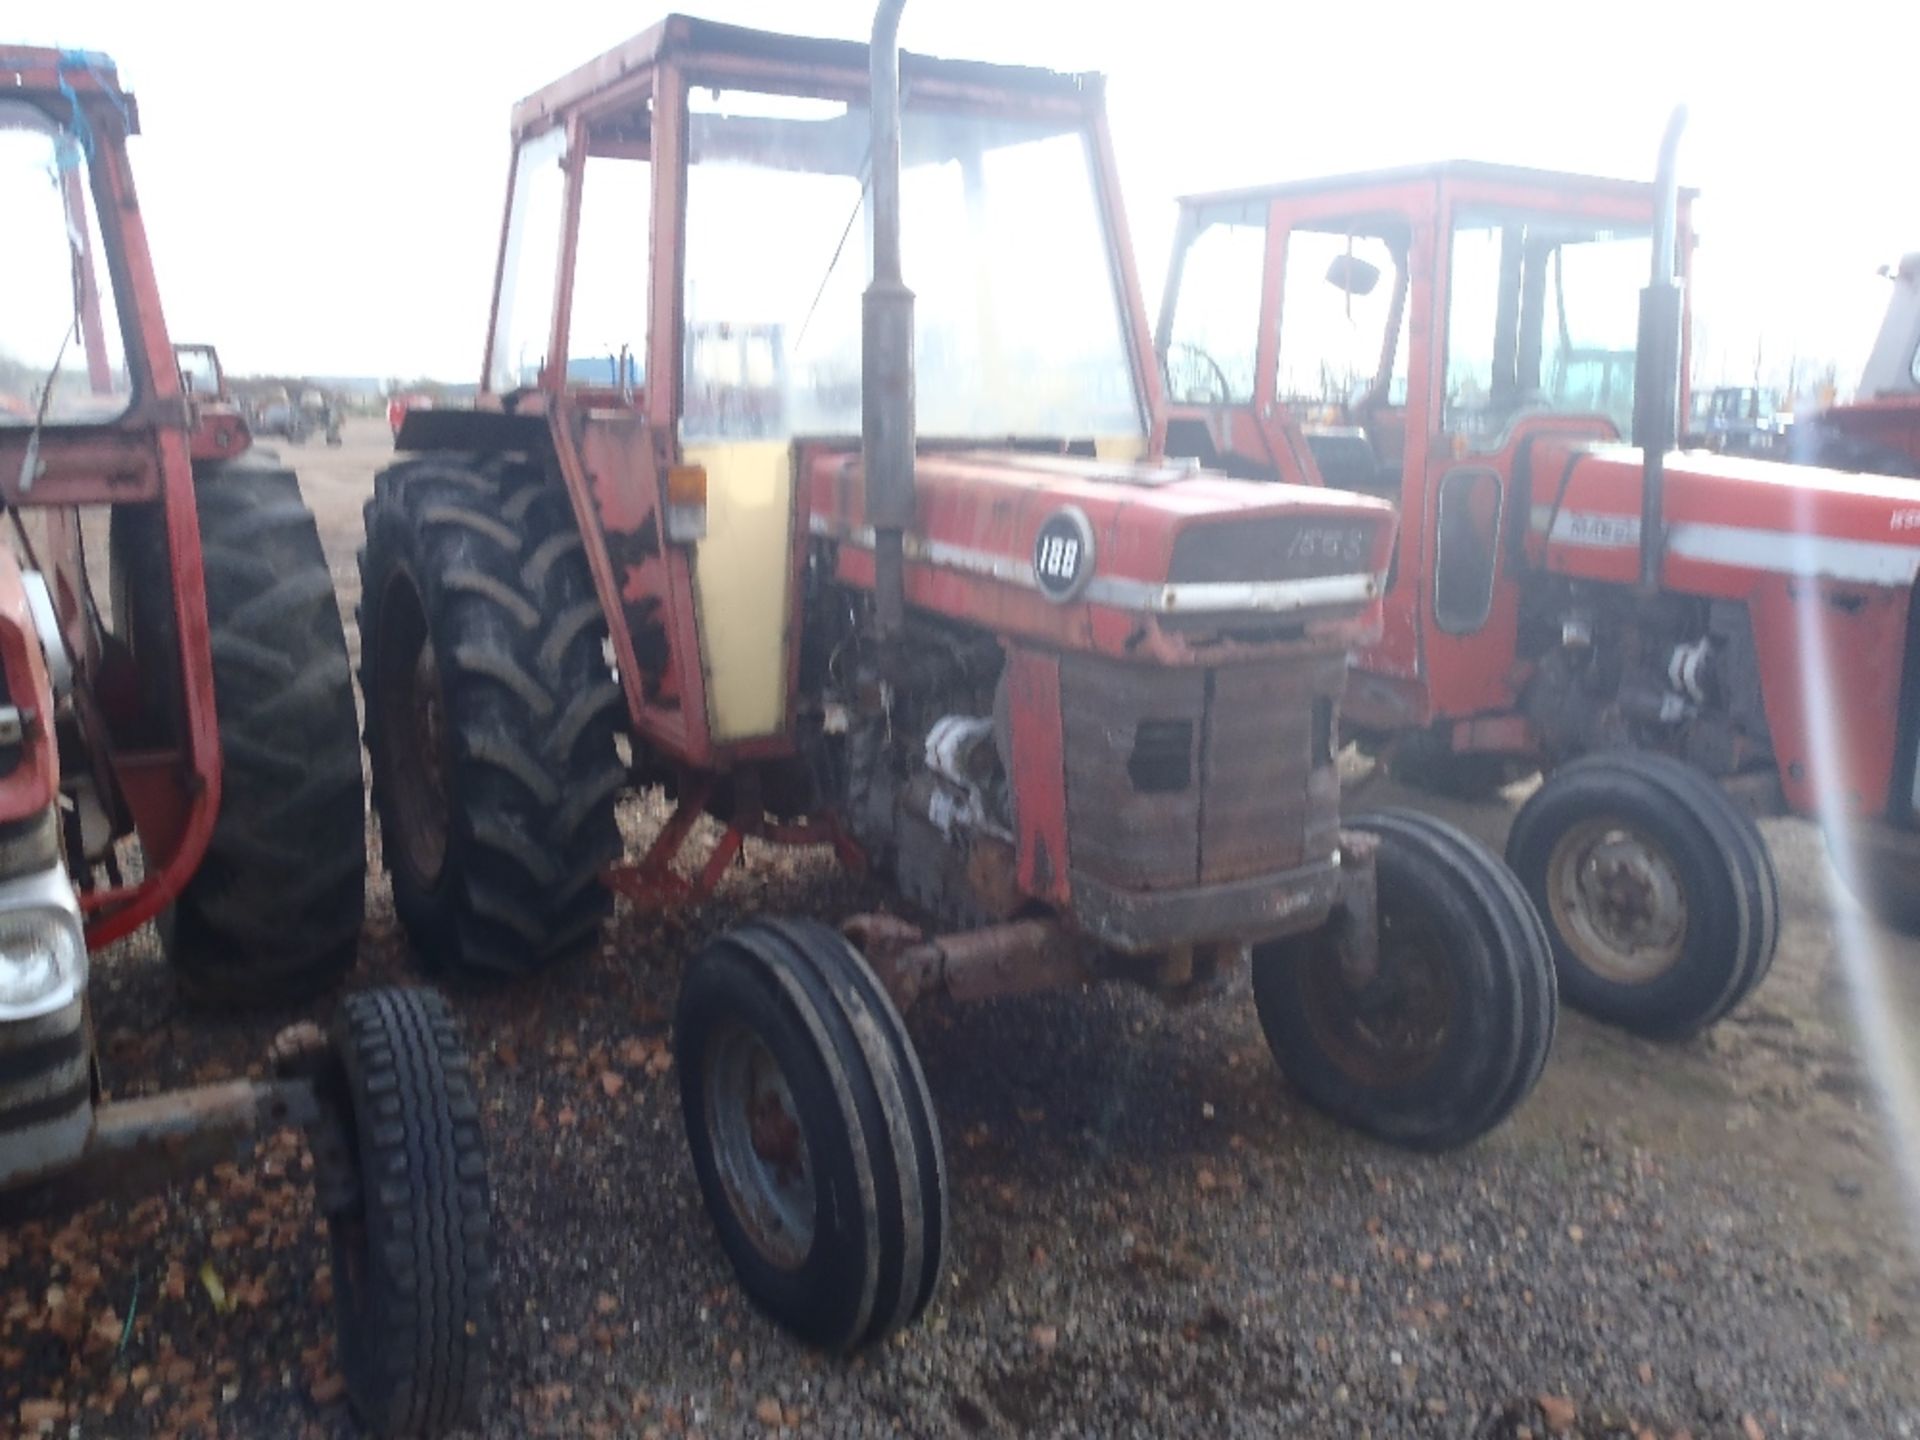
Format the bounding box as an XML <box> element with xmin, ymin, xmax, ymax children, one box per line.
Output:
<box><xmin>0</xmin><ymin>49</ymin><xmax>492</xmax><ymax>1436</ymax></box>
<box><xmin>364</xmin><ymin>9</ymin><xmax>1557</xmax><ymax>1354</ymax></box>
<box><xmin>1156</xmin><ymin>115</ymin><xmax>1920</xmax><ymax>1036</ymax></box>
<box><xmin>1786</xmin><ymin>250</ymin><xmax>1920</xmax><ymax>477</ymax></box>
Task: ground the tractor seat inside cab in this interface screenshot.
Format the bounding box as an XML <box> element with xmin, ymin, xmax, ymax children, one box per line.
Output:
<box><xmin>1303</xmin><ymin>422</ymin><xmax>1402</xmax><ymax>499</ymax></box>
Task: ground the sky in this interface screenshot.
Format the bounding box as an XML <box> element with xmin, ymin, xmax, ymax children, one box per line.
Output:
<box><xmin>22</xmin><ymin>0</ymin><xmax>1920</xmax><ymax>393</ymax></box>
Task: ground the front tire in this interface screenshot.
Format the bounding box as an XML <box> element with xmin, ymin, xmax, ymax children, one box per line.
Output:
<box><xmin>1506</xmin><ymin>751</ymin><xmax>1778</xmax><ymax>1038</ymax></box>
<box><xmin>358</xmin><ymin>454</ymin><xmax>624</xmax><ymax>980</ymax></box>
<box><xmin>323</xmin><ymin>987</ymin><xmax>494</xmax><ymax>1438</ymax></box>
<box><xmin>675</xmin><ymin>919</ymin><xmax>947</xmax><ymax>1352</ymax></box>
<box><xmin>1252</xmin><ymin>809</ymin><xmax>1556</xmax><ymax>1151</ymax></box>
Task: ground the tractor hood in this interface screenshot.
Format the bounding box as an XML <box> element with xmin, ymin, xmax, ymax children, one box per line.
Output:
<box><xmin>804</xmin><ymin>446</ymin><xmax>1396</xmax><ymax>662</ymax></box>
<box><xmin>1527</xmin><ymin>440</ymin><xmax>1920</xmax><ymax>595</ymax></box>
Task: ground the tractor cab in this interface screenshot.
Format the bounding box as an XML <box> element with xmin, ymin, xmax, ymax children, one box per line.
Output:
<box><xmin>173</xmin><ymin>342</ymin><xmax>251</xmax><ymax>461</ymax></box>
<box><xmin>398</xmin><ymin>16</ymin><xmax>1381</xmax><ymax>773</ymax></box>
<box><xmin>1158</xmin><ymin>161</ymin><xmax>1691</xmax><ymax>730</ymax></box>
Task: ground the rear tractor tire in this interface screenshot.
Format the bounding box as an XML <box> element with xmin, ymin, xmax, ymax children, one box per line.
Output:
<box><xmin>318</xmin><ymin>986</ymin><xmax>494</xmax><ymax>1438</ymax></box>
<box><xmin>116</xmin><ymin>458</ymin><xmax>367</xmax><ymax>1007</ymax></box>
<box><xmin>675</xmin><ymin>919</ymin><xmax>948</xmax><ymax>1352</ymax></box>
<box><xmin>1505</xmin><ymin>751</ymin><xmax>1778</xmax><ymax>1039</ymax></box>
<box><xmin>358</xmin><ymin>454</ymin><xmax>624</xmax><ymax>981</ymax></box>
<box><xmin>1252</xmin><ymin>808</ymin><xmax>1556</xmax><ymax>1151</ymax></box>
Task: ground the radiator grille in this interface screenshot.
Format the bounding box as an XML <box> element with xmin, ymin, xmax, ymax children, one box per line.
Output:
<box><xmin>1059</xmin><ymin>653</ymin><xmax>1345</xmax><ymax>892</ymax></box>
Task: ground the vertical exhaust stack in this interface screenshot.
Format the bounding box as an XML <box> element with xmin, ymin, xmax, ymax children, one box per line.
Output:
<box><xmin>1633</xmin><ymin>104</ymin><xmax>1687</xmax><ymax>594</ymax></box>
<box><xmin>865</xmin><ymin>0</ymin><xmax>915</xmax><ymax>643</ymax></box>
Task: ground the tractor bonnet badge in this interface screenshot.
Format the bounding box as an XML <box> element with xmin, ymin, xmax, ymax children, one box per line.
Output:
<box><xmin>1033</xmin><ymin>506</ymin><xmax>1095</xmax><ymax>603</ymax></box>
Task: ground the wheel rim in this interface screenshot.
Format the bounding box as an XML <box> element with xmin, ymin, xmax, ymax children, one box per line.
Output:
<box><xmin>703</xmin><ymin>1022</ymin><xmax>815</xmax><ymax>1269</ymax></box>
<box><xmin>1298</xmin><ymin>905</ymin><xmax>1457</xmax><ymax>1087</ymax></box>
<box><xmin>1545</xmin><ymin>815</ymin><xmax>1688</xmax><ymax>984</ymax></box>
<box><xmin>374</xmin><ymin>572</ymin><xmax>450</xmax><ymax>890</ymax></box>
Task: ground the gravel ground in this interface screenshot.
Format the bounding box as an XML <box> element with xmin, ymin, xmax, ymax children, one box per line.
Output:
<box><xmin>4</xmin><ymin>418</ymin><xmax>1919</xmax><ymax>1439</ymax></box>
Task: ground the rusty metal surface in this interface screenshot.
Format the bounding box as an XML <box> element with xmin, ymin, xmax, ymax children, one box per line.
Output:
<box><xmin>2</xmin><ymin>1077</ymin><xmax>322</xmax><ymax>1219</ymax></box>
<box><xmin>1061</xmin><ymin>653</ymin><xmax>1345</xmax><ymax>897</ymax></box>
<box><xmin>920</xmin><ymin>919</ymin><xmax>1090</xmax><ymax>1005</ymax></box>
<box><xmin>1061</xmin><ymin>657</ymin><xmax>1204</xmax><ymax>890</ymax></box>
<box><xmin>1070</xmin><ymin>855</ymin><xmax>1341</xmax><ymax>955</ymax></box>
<box><xmin>1202</xmin><ymin>656</ymin><xmax>1344</xmax><ymax>883</ymax></box>
<box><xmin>847</xmin><ymin>914</ymin><xmax>1091</xmax><ymax>1010</ymax></box>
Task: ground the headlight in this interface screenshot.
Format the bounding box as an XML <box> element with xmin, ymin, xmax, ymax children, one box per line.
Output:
<box><xmin>0</xmin><ymin>866</ymin><xmax>86</xmax><ymax>1022</ymax></box>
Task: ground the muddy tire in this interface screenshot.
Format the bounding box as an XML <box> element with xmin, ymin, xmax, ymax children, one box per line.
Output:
<box><xmin>1506</xmin><ymin>751</ymin><xmax>1777</xmax><ymax>1038</ymax></box>
<box><xmin>358</xmin><ymin>454</ymin><xmax>623</xmax><ymax>981</ymax></box>
<box><xmin>675</xmin><ymin>918</ymin><xmax>947</xmax><ymax>1351</ymax></box>
<box><xmin>115</xmin><ymin>460</ymin><xmax>367</xmax><ymax>1006</ymax></box>
<box><xmin>323</xmin><ymin>987</ymin><xmax>493</xmax><ymax>1438</ymax></box>
<box><xmin>1252</xmin><ymin>808</ymin><xmax>1556</xmax><ymax>1150</ymax></box>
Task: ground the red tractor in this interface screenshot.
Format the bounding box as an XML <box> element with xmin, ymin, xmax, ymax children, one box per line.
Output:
<box><xmin>0</xmin><ymin>49</ymin><xmax>491</xmax><ymax>1435</ymax></box>
<box><xmin>1156</xmin><ymin>117</ymin><xmax>1920</xmax><ymax>1036</ymax></box>
<box><xmin>365</xmin><ymin>10</ymin><xmax>1556</xmax><ymax>1352</ymax></box>
<box><xmin>1789</xmin><ymin>250</ymin><xmax>1920</xmax><ymax>476</ymax></box>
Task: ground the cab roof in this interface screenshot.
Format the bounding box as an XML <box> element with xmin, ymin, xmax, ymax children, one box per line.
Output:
<box><xmin>512</xmin><ymin>14</ymin><xmax>1101</xmax><ymax>137</ymax></box>
<box><xmin>1179</xmin><ymin>159</ymin><xmax>1697</xmax><ymax>214</ymax></box>
<box><xmin>0</xmin><ymin>47</ymin><xmax>139</xmax><ymax>129</ymax></box>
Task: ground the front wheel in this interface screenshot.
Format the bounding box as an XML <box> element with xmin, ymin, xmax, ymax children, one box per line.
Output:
<box><xmin>1506</xmin><ymin>751</ymin><xmax>1777</xmax><ymax>1038</ymax></box>
<box><xmin>675</xmin><ymin>919</ymin><xmax>947</xmax><ymax>1352</ymax></box>
<box><xmin>1253</xmin><ymin>808</ymin><xmax>1557</xmax><ymax>1151</ymax></box>
<box><xmin>322</xmin><ymin>987</ymin><xmax>494</xmax><ymax>1438</ymax></box>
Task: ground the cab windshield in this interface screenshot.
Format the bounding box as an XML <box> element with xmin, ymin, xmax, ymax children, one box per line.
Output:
<box><xmin>1443</xmin><ymin>209</ymin><xmax>1651</xmax><ymax>441</ymax></box>
<box><xmin>680</xmin><ymin>89</ymin><xmax>1144</xmax><ymax>443</ymax></box>
<box><xmin>0</xmin><ymin>100</ymin><xmax>131</xmax><ymax>427</ymax></box>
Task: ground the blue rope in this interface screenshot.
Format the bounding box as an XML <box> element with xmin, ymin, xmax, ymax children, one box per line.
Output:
<box><xmin>52</xmin><ymin>49</ymin><xmax>130</xmax><ymax>170</ymax></box>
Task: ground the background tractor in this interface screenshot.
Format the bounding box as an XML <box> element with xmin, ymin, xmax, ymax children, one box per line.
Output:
<box><xmin>365</xmin><ymin>9</ymin><xmax>1556</xmax><ymax>1354</ymax></box>
<box><xmin>1156</xmin><ymin>116</ymin><xmax>1920</xmax><ymax>1036</ymax></box>
<box><xmin>0</xmin><ymin>48</ymin><xmax>491</xmax><ymax>1435</ymax></box>
<box><xmin>1787</xmin><ymin>251</ymin><xmax>1920</xmax><ymax>477</ymax></box>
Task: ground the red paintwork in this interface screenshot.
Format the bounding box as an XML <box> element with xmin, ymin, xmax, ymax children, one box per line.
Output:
<box><xmin>1003</xmin><ymin>646</ymin><xmax>1070</xmax><ymax>906</ymax></box>
<box><xmin>1820</xmin><ymin>396</ymin><xmax>1920</xmax><ymax>470</ymax></box>
<box><xmin>185</xmin><ymin>404</ymin><xmax>249</xmax><ymax>464</ymax></box>
<box><xmin>0</xmin><ymin>48</ymin><xmax>223</xmax><ymax>945</ymax></box>
<box><xmin>805</xmin><ymin>448</ymin><xmax>1393</xmax><ymax>665</ymax></box>
<box><xmin>1526</xmin><ymin>441</ymin><xmax>1920</xmax><ymax>815</ymax></box>
<box><xmin>174</xmin><ymin>346</ymin><xmax>252</xmax><ymax>464</ymax></box>
<box><xmin>1158</xmin><ymin>160</ymin><xmax>1920</xmax><ymax>827</ymax></box>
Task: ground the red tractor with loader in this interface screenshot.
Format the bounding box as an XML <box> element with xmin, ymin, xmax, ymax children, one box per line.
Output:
<box><xmin>0</xmin><ymin>49</ymin><xmax>491</xmax><ymax>1436</ymax></box>
<box><xmin>1156</xmin><ymin>118</ymin><xmax>1920</xmax><ymax>1037</ymax></box>
<box><xmin>366</xmin><ymin>10</ymin><xmax>1558</xmax><ymax>1353</ymax></box>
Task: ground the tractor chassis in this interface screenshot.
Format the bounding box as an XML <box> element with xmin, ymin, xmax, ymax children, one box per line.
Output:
<box><xmin>841</xmin><ymin>833</ymin><xmax>1382</xmax><ymax>1015</ymax></box>
<box><xmin>0</xmin><ymin>1023</ymin><xmax>351</xmax><ymax>1220</ymax></box>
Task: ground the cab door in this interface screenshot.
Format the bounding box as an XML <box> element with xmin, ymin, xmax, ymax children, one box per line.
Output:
<box><xmin>1264</xmin><ymin>184</ymin><xmax>1438</xmax><ymax>725</ymax></box>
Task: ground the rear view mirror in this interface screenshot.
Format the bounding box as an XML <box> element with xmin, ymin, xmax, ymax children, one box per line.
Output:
<box><xmin>1325</xmin><ymin>252</ymin><xmax>1381</xmax><ymax>297</ymax></box>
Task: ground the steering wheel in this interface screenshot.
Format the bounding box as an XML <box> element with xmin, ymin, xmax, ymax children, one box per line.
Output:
<box><xmin>1162</xmin><ymin>341</ymin><xmax>1235</xmax><ymax>406</ymax></box>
